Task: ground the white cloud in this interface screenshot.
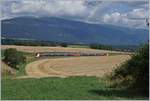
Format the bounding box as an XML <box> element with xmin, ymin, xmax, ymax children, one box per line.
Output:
<box><xmin>127</xmin><ymin>8</ymin><xmax>148</xmax><ymax>18</ymax></box>
<box><xmin>103</xmin><ymin>12</ymin><xmax>125</xmax><ymax>23</ymax></box>
<box><xmin>10</xmin><ymin>0</ymin><xmax>87</xmax><ymax>16</ymax></box>
<box><xmin>102</xmin><ymin>8</ymin><xmax>148</xmax><ymax>28</ymax></box>
<box><xmin>1</xmin><ymin>0</ymin><xmax>149</xmax><ymax>29</ymax></box>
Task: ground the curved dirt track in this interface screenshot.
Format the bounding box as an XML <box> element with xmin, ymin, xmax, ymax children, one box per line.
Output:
<box><xmin>21</xmin><ymin>55</ymin><xmax>130</xmax><ymax>78</ymax></box>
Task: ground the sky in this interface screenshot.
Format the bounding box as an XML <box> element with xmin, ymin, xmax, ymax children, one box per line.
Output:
<box><xmin>1</xmin><ymin>0</ymin><xmax>149</xmax><ymax>29</ymax></box>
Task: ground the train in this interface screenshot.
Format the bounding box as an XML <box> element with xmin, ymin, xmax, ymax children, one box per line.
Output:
<box><xmin>35</xmin><ymin>52</ymin><xmax>108</xmax><ymax>58</ymax></box>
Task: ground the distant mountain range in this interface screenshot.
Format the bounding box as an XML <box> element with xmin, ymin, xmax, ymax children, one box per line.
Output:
<box><xmin>1</xmin><ymin>16</ymin><xmax>149</xmax><ymax>45</ymax></box>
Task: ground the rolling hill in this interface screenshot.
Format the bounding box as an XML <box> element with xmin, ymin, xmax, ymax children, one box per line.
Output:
<box><xmin>1</xmin><ymin>16</ymin><xmax>149</xmax><ymax>45</ymax></box>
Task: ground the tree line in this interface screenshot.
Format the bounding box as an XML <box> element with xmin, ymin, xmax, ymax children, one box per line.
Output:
<box><xmin>2</xmin><ymin>38</ymin><xmax>139</xmax><ymax>51</ymax></box>
<box><xmin>2</xmin><ymin>38</ymin><xmax>68</xmax><ymax>47</ymax></box>
<box><xmin>89</xmin><ymin>44</ymin><xmax>113</xmax><ymax>50</ymax></box>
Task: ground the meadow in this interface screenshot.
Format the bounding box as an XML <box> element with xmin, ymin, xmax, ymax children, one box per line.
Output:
<box><xmin>1</xmin><ymin>77</ymin><xmax>147</xmax><ymax>100</ymax></box>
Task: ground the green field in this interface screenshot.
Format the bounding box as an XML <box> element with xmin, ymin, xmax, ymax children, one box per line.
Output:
<box><xmin>2</xmin><ymin>77</ymin><xmax>147</xmax><ymax>100</ymax></box>
<box><xmin>68</xmin><ymin>45</ymin><xmax>90</xmax><ymax>48</ymax></box>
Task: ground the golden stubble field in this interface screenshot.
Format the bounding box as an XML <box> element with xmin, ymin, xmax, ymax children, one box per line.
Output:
<box><xmin>20</xmin><ymin>55</ymin><xmax>130</xmax><ymax>78</ymax></box>
<box><xmin>1</xmin><ymin>45</ymin><xmax>129</xmax><ymax>54</ymax></box>
<box><xmin>1</xmin><ymin>45</ymin><xmax>131</xmax><ymax>78</ymax></box>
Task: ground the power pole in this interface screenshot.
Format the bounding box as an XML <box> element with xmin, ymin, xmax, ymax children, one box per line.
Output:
<box><xmin>146</xmin><ymin>18</ymin><xmax>149</xmax><ymax>44</ymax></box>
<box><xmin>146</xmin><ymin>18</ymin><xmax>149</xmax><ymax>27</ymax></box>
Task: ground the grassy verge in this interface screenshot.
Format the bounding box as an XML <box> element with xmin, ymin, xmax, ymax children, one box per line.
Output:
<box><xmin>1</xmin><ymin>76</ymin><xmax>148</xmax><ymax>100</ymax></box>
<box><xmin>68</xmin><ymin>45</ymin><xmax>90</xmax><ymax>49</ymax></box>
<box><xmin>1</xmin><ymin>49</ymin><xmax>5</xmax><ymax>59</ymax></box>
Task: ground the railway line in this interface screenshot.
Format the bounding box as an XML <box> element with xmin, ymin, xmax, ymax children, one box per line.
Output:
<box><xmin>35</xmin><ymin>52</ymin><xmax>109</xmax><ymax>57</ymax></box>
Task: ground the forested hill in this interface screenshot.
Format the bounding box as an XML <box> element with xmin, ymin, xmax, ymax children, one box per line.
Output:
<box><xmin>2</xmin><ymin>16</ymin><xmax>149</xmax><ymax>45</ymax></box>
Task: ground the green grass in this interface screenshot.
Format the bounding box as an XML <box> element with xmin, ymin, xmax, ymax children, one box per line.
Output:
<box><xmin>15</xmin><ymin>63</ymin><xmax>27</xmax><ymax>76</ymax></box>
<box><xmin>1</xmin><ymin>49</ymin><xmax>5</xmax><ymax>59</ymax></box>
<box><xmin>1</xmin><ymin>76</ymin><xmax>148</xmax><ymax>100</ymax></box>
<box><xmin>68</xmin><ymin>45</ymin><xmax>90</xmax><ymax>49</ymax></box>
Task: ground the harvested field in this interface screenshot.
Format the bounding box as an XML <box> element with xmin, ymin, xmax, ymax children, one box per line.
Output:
<box><xmin>1</xmin><ymin>45</ymin><xmax>129</xmax><ymax>54</ymax></box>
<box><xmin>20</xmin><ymin>55</ymin><xmax>130</xmax><ymax>78</ymax></box>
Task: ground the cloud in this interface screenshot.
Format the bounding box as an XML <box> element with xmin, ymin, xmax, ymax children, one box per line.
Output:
<box><xmin>1</xmin><ymin>0</ymin><xmax>149</xmax><ymax>29</ymax></box>
<box><xmin>9</xmin><ymin>0</ymin><xmax>88</xmax><ymax>17</ymax></box>
<box><xmin>126</xmin><ymin>1</ymin><xmax>148</xmax><ymax>9</ymax></box>
<box><xmin>102</xmin><ymin>8</ymin><xmax>148</xmax><ymax>28</ymax></box>
<box><xmin>86</xmin><ymin>1</ymin><xmax>112</xmax><ymax>21</ymax></box>
<box><xmin>127</xmin><ymin>8</ymin><xmax>148</xmax><ymax>19</ymax></box>
<box><xmin>103</xmin><ymin>12</ymin><xmax>125</xmax><ymax>23</ymax></box>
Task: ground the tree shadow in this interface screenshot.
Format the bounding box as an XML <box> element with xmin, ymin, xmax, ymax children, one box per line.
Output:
<box><xmin>88</xmin><ymin>89</ymin><xmax>148</xmax><ymax>99</ymax></box>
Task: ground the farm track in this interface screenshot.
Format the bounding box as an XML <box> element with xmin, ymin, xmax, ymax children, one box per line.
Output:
<box><xmin>18</xmin><ymin>55</ymin><xmax>130</xmax><ymax>78</ymax></box>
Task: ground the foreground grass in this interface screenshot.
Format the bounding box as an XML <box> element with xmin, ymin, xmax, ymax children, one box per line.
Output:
<box><xmin>1</xmin><ymin>77</ymin><xmax>148</xmax><ymax>100</ymax></box>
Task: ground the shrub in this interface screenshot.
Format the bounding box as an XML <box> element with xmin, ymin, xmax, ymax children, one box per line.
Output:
<box><xmin>4</xmin><ymin>48</ymin><xmax>26</xmax><ymax>69</ymax></box>
<box><xmin>110</xmin><ymin>44</ymin><xmax>149</xmax><ymax>96</ymax></box>
<box><xmin>90</xmin><ymin>44</ymin><xmax>112</xmax><ymax>50</ymax></box>
<box><xmin>60</xmin><ymin>43</ymin><xmax>67</xmax><ymax>47</ymax></box>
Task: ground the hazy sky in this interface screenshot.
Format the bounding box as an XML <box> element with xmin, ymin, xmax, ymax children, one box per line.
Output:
<box><xmin>1</xmin><ymin>0</ymin><xmax>149</xmax><ymax>29</ymax></box>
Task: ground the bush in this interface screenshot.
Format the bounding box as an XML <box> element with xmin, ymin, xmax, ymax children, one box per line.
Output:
<box><xmin>90</xmin><ymin>44</ymin><xmax>112</xmax><ymax>50</ymax></box>
<box><xmin>4</xmin><ymin>48</ymin><xmax>26</xmax><ymax>69</ymax></box>
<box><xmin>60</xmin><ymin>43</ymin><xmax>67</xmax><ymax>47</ymax></box>
<box><xmin>110</xmin><ymin>44</ymin><xmax>149</xmax><ymax>96</ymax></box>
